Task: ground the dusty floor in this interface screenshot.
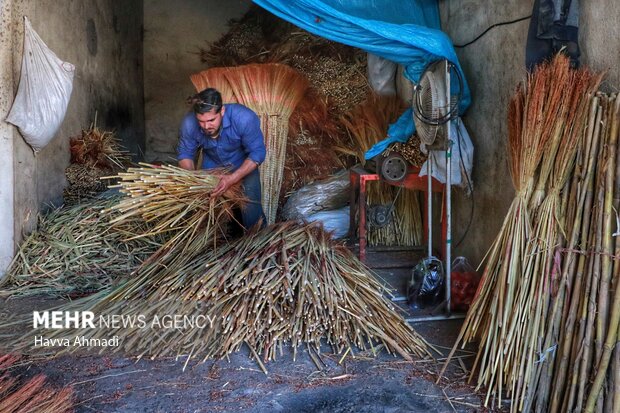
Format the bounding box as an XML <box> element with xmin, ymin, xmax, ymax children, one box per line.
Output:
<box><xmin>1</xmin><ymin>252</ymin><xmax>493</xmax><ymax>412</ymax></box>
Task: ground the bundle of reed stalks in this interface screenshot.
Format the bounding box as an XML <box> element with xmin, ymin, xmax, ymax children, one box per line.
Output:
<box><xmin>0</xmin><ymin>195</ymin><xmax>163</xmax><ymax>298</ymax></box>
<box><xmin>27</xmin><ymin>222</ymin><xmax>432</xmax><ymax>370</ymax></box>
<box><xmin>528</xmin><ymin>91</ymin><xmax>620</xmax><ymax>413</ymax></box>
<box><xmin>63</xmin><ymin>163</ymin><xmax>110</xmax><ymax>205</ymax></box>
<box><xmin>339</xmin><ymin>93</ymin><xmax>424</xmax><ymax>247</ymax></box>
<box><xmin>439</xmin><ymin>54</ymin><xmax>603</xmax><ymax>411</ymax></box>
<box><xmin>0</xmin><ymin>354</ymin><xmax>73</xmax><ymax>413</ymax></box>
<box><xmin>104</xmin><ymin>163</ymin><xmax>247</xmax><ymax>266</ymax></box>
<box><xmin>190</xmin><ymin>64</ymin><xmax>308</xmax><ymax>224</ymax></box>
<box><xmin>387</xmin><ymin>135</ymin><xmax>425</xmax><ymax>167</ymax></box>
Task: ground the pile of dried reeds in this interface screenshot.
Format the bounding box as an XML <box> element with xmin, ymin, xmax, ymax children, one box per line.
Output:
<box><xmin>339</xmin><ymin>93</ymin><xmax>424</xmax><ymax>247</ymax></box>
<box><xmin>104</xmin><ymin>163</ymin><xmax>247</xmax><ymax>267</ymax></box>
<box><xmin>191</xmin><ymin>64</ymin><xmax>308</xmax><ymax>224</ymax></box>
<box><xmin>65</xmin><ymin>122</ymin><xmax>131</xmax><ymax>205</ymax></box>
<box><xmin>32</xmin><ymin>222</ymin><xmax>431</xmax><ymax>370</ymax></box>
<box><xmin>440</xmin><ymin>55</ymin><xmax>604</xmax><ymax>411</ymax></box>
<box><xmin>200</xmin><ymin>5</ymin><xmax>368</xmax><ymax>115</ymax></box>
<box><xmin>0</xmin><ymin>195</ymin><xmax>162</xmax><ymax>298</ymax></box>
<box><xmin>0</xmin><ymin>354</ymin><xmax>73</xmax><ymax>413</ymax></box>
<box><xmin>1</xmin><ymin>164</ymin><xmax>246</xmax><ymax>298</ymax></box>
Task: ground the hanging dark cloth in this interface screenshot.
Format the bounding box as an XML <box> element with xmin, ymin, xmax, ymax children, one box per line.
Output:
<box><xmin>526</xmin><ymin>0</ymin><xmax>580</xmax><ymax>71</ymax></box>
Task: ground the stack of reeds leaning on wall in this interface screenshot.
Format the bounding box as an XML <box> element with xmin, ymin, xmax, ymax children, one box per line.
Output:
<box><xmin>439</xmin><ymin>54</ymin><xmax>620</xmax><ymax>413</ymax></box>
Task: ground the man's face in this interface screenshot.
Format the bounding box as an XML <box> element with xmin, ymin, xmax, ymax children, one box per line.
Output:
<box><xmin>196</xmin><ymin>106</ymin><xmax>225</xmax><ymax>136</ymax></box>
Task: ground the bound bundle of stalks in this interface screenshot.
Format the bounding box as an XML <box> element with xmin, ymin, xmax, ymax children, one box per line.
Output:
<box><xmin>104</xmin><ymin>163</ymin><xmax>248</xmax><ymax>267</ymax></box>
<box><xmin>63</xmin><ymin>163</ymin><xmax>110</xmax><ymax>205</ymax></box>
<box><xmin>0</xmin><ymin>354</ymin><xmax>73</xmax><ymax>413</ymax></box>
<box><xmin>526</xmin><ymin>91</ymin><xmax>620</xmax><ymax>413</ymax></box>
<box><xmin>339</xmin><ymin>93</ymin><xmax>424</xmax><ymax>247</ymax></box>
<box><xmin>0</xmin><ymin>196</ymin><xmax>163</xmax><ymax>298</ymax></box>
<box><xmin>191</xmin><ymin>64</ymin><xmax>308</xmax><ymax>223</ymax></box>
<box><xmin>70</xmin><ymin>121</ymin><xmax>131</xmax><ymax>170</ymax></box>
<box><xmin>440</xmin><ymin>54</ymin><xmax>603</xmax><ymax>410</ymax></box>
<box><xmin>29</xmin><ymin>222</ymin><xmax>431</xmax><ymax>369</ymax></box>
<box><xmin>65</xmin><ymin>122</ymin><xmax>131</xmax><ymax>205</ymax></box>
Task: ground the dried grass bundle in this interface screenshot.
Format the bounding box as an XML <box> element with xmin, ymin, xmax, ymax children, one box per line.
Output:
<box><xmin>30</xmin><ymin>222</ymin><xmax>431</xmax><ymax>369</ymax></box>
<box><xmin>0</xmin><ymin>354</ymin><xmax>73</xmax><ymax>413</ymax></box>
<box><xmin>70</xmin><ymin>122</ymin><xmax>131</xmax><ymax>170</ymax></box>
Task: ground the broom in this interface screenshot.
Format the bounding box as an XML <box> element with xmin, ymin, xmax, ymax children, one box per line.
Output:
<box><xmin>191</xmin><ymin>64</ymin><xmax>308</xmax><ymax>224</ymax></box>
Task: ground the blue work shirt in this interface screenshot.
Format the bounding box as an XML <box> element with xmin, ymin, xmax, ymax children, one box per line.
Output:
<box><xmin>177</xmin><ymin>103</ymin><xmax>266</xmax><ymax>170</ymax></box>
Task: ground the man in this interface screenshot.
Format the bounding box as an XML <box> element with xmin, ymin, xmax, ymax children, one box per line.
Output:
<box><xmin>177</xmin><ymin>88</ymin><xmax>266</xmax><ymax>230</ymax></box>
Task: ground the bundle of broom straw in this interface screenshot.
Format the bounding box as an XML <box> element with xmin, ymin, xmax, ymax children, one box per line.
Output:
<box><xmin>439</xmin><ymin>55</ymin><xmax>603</xmax><ymax>411</ymax></box>
<box><xmin>0</xmin><ymin>354</ymin><xmax>73</xmax><ymax>413</ymax></box>
<box><xmin>339</xmin><ymin>93</ymin><xmax>424</xmax><ymax>247</ymax></box>
<box><xmin>190</xmin><ymin>64</ymin><xmax>308</xmax><ymax>224</ymax></box>
<box><xmin>25</xmin><ymin>222</ymin><xmax>431</xmax><ymax>370</ymax></box>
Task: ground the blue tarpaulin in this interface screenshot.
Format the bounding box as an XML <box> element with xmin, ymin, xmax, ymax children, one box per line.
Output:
<box><xmin>253</xmin><ymin>0</ymin><xmax>471</xmax><ymax>159</ymax></box>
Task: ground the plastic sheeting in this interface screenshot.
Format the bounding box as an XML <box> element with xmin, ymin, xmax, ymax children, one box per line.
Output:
<box><xmin>252</xmin><ymin>0</ymin><xmax>471</xmax><ymax>159</ymax></box>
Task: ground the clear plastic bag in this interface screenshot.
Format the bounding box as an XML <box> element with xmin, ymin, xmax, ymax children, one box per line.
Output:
<box><xmin>306</xmin><ymin>206</ymin><xmax>349</xmax><ymax>239</ymax></box>
<box><xmin>6</xmin><ymin>17</ymin><xmax>75</xmax><ymax>153</ymax></box>
<box><xmin>282</xmin><ymin>170</ymin><xmax>350</xmax><ymax>221</ymax></box>
<box><xmin>367</xmin><ymin>53</ymin><xmax>397</xmax><ymax>95</ymax></box>
<box><xmin>451</xmin><ymin>256</ymin><xmax>479</xmax><ymax>311</ymax></box>
<box><xmin>407</xmin><ymin>257</ymin><xmax>445</xmax><ymax>309</ymax></box>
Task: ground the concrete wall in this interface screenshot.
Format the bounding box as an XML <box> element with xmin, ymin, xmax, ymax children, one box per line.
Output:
<box><xmin>0</xmin><ymin>0</ymin><xmax>144</xmax><ymax>276</ymax></box>
<box><xmin>143</xmin><ymin>0</ymin><xmax>252</xmax><ymax>162</ymax></box>
<box><xmin>439</xmin><ymin>0</ymin><xmax>620</xmax><ymax>266</ymax></box>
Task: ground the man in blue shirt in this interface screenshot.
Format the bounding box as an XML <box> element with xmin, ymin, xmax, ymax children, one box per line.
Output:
<box><xmin>177</xmin><ymin>88</ymin><xmax>267</xmax><ymax>230</ymax></box>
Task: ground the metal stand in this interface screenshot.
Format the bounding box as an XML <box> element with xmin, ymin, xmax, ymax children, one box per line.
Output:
<box><xmin>348</xmin><ymin>165</ymin><xmax>446</xmax><ymax>263</ymax></box>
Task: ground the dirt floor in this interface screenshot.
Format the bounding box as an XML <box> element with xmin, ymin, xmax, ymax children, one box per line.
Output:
<box><xmin>0</xmin><ymin>251</ymin><xmax>495</xmax><ymax>413</ymax></box>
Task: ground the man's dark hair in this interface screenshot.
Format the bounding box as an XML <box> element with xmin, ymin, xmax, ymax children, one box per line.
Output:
<box><xmin>188</xmin><ymin>88</ymin><xmax>223</xmax><ymax>114</ymax></box>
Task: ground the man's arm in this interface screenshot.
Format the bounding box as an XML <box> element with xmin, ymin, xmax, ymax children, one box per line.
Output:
<box><xmin>211</xmin><ymin>158</ymin><xmax>257</xmax><ymax>197</ymax></box>
<box><xmin>179</xmin><ymin>159</ymin><xmax>195</xmax><ymax>170</ymax></box>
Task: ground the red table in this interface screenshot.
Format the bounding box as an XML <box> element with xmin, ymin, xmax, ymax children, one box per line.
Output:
<box><xmin>348</xmin><ymin>164</ymin><xmax>447</xmax><ymax>262</ymax></box>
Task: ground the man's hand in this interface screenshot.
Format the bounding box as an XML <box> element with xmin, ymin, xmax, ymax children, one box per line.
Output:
<box><xmin>211</xmin><ymin>174</ymin><xmax>237</xmax><ymax>198</ymax></box>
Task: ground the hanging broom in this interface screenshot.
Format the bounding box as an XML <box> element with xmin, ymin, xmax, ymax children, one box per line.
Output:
<box><xmin>191</xmin><ymin>64</ymin><xmax>308</xmax><ymax>223</ymax></box>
